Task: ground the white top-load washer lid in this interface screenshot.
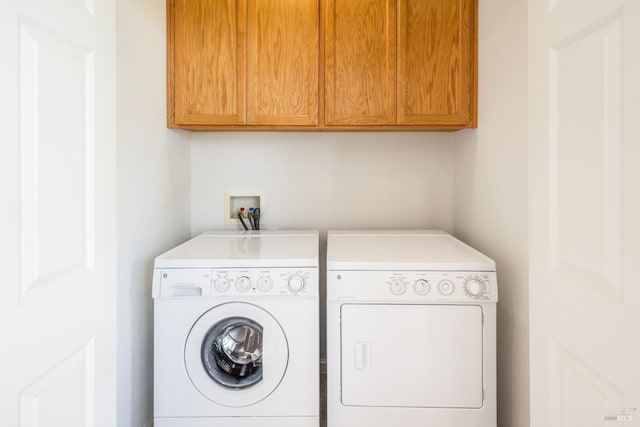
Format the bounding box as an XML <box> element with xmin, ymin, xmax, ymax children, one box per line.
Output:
<box><xmin>327</xmin><ymin>230</ymin><xmax>495</xmax><ymax>271</ymax></box>
<box><xmin>154</xmin><ymin>230</ymin><xmax>319</xmax><ymax>268</ymax></box>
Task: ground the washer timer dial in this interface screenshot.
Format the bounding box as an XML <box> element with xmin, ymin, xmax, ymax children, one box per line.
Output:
<box><xmin>287</xmin><ymin>274</ymin><xmax>306</xmax><ymax>293</ymax></box>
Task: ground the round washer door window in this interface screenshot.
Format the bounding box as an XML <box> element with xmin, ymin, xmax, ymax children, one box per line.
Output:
<box><xmin>185</xmin><ymin>302</ymin><xmax>289</xmax><ymax>407</ymax></box>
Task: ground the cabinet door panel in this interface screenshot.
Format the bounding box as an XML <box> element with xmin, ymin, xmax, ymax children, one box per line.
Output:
<box><xmin>171</xmin><ymin>0</ymin><xmax>246</xmax><ymax>125</ymax></box>
<box><xmin>325</xmin><ymin>0</ymin><xmax>396</xmax><ymax>125</ymax></box>
<box><xmin>247</xmin><ymin>0</ymin><xmax>319</xmax><ymax>125</ymax></box>
<box><xmin>398</xmin><ymin>0</ymin><xmax>476</xmax><ymax>126</ymax></box>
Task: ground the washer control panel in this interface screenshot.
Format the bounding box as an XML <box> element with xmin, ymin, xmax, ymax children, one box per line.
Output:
<box><xmin>330</xmin><ymin>270</ymin><xmax>497</xmax><ymax>302</ymax></box>
<box><xmin>155</xmin><ymin>268</ymin><xmax>317</xmax><ymax>298</ymax></box>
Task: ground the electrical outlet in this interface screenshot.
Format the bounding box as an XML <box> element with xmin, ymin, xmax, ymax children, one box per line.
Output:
<box><xmin>224</xmin><ymin>191</ymin><xmax>264</xmax><ymax>225</ymax></box>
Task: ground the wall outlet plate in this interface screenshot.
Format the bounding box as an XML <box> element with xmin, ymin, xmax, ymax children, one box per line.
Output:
<box><xmin>224</xmin><ymin>191</ymin><xmax>264</xmax><ymax>225</ymax></box>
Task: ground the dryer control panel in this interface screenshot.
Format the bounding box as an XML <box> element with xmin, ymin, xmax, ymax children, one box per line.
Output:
<box><xmin>327</xmin><ymin>270</ymin><xmax>497</xmax><ymax>303</ymax></box>
<box><xmin>153</xmin><ymin>268</ymin><xmax>318</xmax><ymax>298</ymax></box>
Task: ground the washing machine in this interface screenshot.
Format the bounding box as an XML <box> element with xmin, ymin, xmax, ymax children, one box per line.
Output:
<box><xmin>326</xmin><ymin>230</ymin><xmax>497</xmax><ymax>427</ymax></box>
<box><xmin>153</xmin><ymin>230</ymin><xmax>319</xmax><ymax>427</ymax></box>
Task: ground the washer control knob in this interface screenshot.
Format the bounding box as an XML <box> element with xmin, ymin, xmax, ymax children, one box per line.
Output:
<box><xmin>390</xmin><ymin>279</ymin><xmax>407</xmax><ymax>295</ymax></box>
<box><xmin>213</xmin><ymin>277</ymin><xmax>230</xmax><ymax>292</ymax></box>
<box><xmin>257</xmin><ymin>276</ymin><xmax>273</xmax><ymax>292</ymax></box>
<box><xmin>465</xmin><ymin>278</ymin><xmax>485</xmax><ymax>297</ymax></box>
<box><xmin>235</xmin><ymin>276</ymin><xmax>252</xmax><ymax>292</ymax></box>
<box><xmin>437</xmin><ymin>280</ymin><xmax>455</xmax><ymax>296</ymax></box>
<box><xmin>414</xmin><ymin>279</ymin><xmax>431</xmax><ymax>295</ymax></box>
<box><xmin>287</xmin><ymin>275</ymin><xmax>306</xmax><ymax>293</ymax></box>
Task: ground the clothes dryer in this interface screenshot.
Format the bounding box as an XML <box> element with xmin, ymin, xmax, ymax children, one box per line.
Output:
<box><xmin>153</xmin><ymin>230</ymin><xmax>319</xmax><ymax>427</ymax></box>
<box><xmin>326</xmin><ymin>230</ymin><xmax>497</xmax><ymax>427</ymax></box>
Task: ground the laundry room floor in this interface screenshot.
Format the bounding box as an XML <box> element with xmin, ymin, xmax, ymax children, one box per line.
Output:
<box><xmin>321</xmin><ymin>372</ymin><xmax>327</xmax><ymax>427</ymax></box>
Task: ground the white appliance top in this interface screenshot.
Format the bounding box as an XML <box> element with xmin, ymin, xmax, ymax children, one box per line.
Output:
<box><xmin>154</xmin><ymin>230</ymin><xmax>319</xmax><ymax>269</ymax></box>
<box><xmin>327</xmin><ymin>230</ymin><xmax>496</xmax><ymax>271</ymax></box>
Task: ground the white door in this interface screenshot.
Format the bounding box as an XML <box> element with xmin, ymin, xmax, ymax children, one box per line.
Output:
<box><xmin>0</xmin><ymin>0</ymin><xmax>117</xmax><ymax>426</ymax></box>
<box><xmin>529</xmin><ymin>0</ymin><xmax>640</xmax><ymax>425</ymax></box>
<box><xmin>340</xmin><ymin>304</ymin><xmax>483</xmax><ymax>408</ymax></box>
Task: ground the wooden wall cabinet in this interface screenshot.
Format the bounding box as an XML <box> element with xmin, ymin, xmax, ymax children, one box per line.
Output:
<box><xmin>168</xmin><ymin>0</ymin><xmax>319</xmax><ymax>128</ymax></box>
<box><xmin>167</xmin><ymin>0</ymin><xmax>476</xmax><ymax>130</ymax></box>
<box><xmin>324</xmin><ymin>0</ymin><xmax>397</xmax><ymax>125</ymax></box>
<box><xmin>324</xmin><ymin>0</ymin><xmax>477</xmax><ymax>128</ymax></box>
<box><xmin>396</xmin><ymin>0</ymin><xmax>477</xmax><ymax>127</ymax></box>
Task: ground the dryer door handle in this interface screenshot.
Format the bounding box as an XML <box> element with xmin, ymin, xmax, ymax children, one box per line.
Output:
<box><xmin>354</xmin><ymin>342</ymin><xmax>368</xmax><ymax>369</ymax></box>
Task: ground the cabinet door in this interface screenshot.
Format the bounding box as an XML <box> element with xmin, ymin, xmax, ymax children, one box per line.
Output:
<box><xmin>170</xmin><ymin>0</ymin><xmax>246</xmax><ymax>126</ymax></box>
<box><xmin>247</xmin><ymin>0</ymin><xmax>319</xmax><ymax>125</ymax></box>
<box><xmin>397</xmin><ymin>0</ymin><xmax>477</xmax><ymax>126</ymax></box>
<box><xmin>325</xmin><ymin>0</ymin><xmax>396</xmax><ymax>125</ymax></box>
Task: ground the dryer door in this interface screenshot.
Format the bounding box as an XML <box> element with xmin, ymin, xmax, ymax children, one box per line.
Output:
<box><xmin>341</xmin><ymin>304</ymin><xmax>483</xmax><ymax>408</ymax></box>
<box><xmin>185</xmin><ymin>302</ymin><xmax>289</xmax><ymax>407</ymax></box>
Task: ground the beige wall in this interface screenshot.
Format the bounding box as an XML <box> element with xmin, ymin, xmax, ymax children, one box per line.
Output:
<box><xmin>453</xmin><ymin>0</ymin><xmax>530</xmax><ymax>426</ymax></box>
<box><xmin>116</xmin><ymin>1</ymin><xmax>191</xmax><ymax>426</ymax></box>
<box><xmin>190</xmin><ymin>132</ymin><xmax>455</xmax><ymax>234</ymax></box>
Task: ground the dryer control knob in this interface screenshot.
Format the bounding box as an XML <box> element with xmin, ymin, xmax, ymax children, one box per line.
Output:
<box><xmin>287</xmin><ymin>275</ymin><xmax>306</xmax><ymax>293</ymax></box>
<box><xmin>214</xmin><ymin>277</ymin><xmax>230</xmax><ymax>292</ymax></box>
<box><xmin>235</xmin><ymin>276</ymin><xmax>252</xmax><ymax>292</ymax></box>
<box><xmin>390</xmin><ymin>279</ymin><xmax>407</xmax><ymax>295</ymax></box>
<box><xmin>414</xmin><ymin>279</ymin><xmax>431</xmax><ymax>295</ymax></box>
<box><xmin>465</xmin><ymin>278</ymin><xmax>485</xmax><ymax>297</ymax></box>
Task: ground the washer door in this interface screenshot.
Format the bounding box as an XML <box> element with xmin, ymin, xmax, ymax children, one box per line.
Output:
<box><xmin>185</xmin><ymin>302</ymin><xmax>289</xmax><ymax>407</ymax></box>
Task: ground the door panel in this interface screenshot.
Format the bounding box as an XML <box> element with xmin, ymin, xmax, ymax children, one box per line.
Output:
<box><xmin>0</xmin><ymin>0</ymin><xmax>117</xmax><ymax>426</ymax></box>
<box><xmin>247</xmin><ymin>0</ymin><xmax>319</xmax><ymax>125</ymax></box>
<box><xmin>529</xmin><ymin>0</ymin><xmax>640</xmax><ymax>425</ymax></box>
<box><xmin>340</xmin><ymin>304</ymin><xmax>483</xmax><ymax>408</ymax></box>
<box><xmin>19</xmin><ymin>17</ymin><xmax>94</xmax><ymax>297</ymax></box>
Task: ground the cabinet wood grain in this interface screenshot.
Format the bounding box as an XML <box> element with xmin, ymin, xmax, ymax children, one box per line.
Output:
<box><xmin>247</xmin><ymin>0</ymin><xmax>319</xmax><ymax>125</ymax></box>
<box><xmin>167</xmin><ymin>0</ymin><xmax>477</xmax><ymax>130</ymax></box>
<box><xmin>324</xmin><ymin>0</ymin><xmax>396</xmax><ymax>125</ymax></box>
<box><xmin>397</xmin><ymin>0</ymin><xmax>476</xmax><ymax>126</ymax></box>
<box><xmin>170</xmin><ymin>0</ymin><xmax>246</xmax><ymax>126</ymax></box>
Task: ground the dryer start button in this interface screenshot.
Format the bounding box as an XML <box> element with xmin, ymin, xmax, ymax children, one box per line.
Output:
<box><xmin>437</xmin><ymin>279</ymin><xmax>455</xmax><ymax>296</ymax></box>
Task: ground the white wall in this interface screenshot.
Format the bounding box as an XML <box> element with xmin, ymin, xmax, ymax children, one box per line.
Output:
<box><xmin>116</xmin><ymin>1</ymin><xmax>191</xmax><ymax>426</ymax></box>
<box><xmin>453</xmin><ymin>0</ymin><xmax>530</xmax><ymax>426</ymax></box>
<box><xmin>190</xmin><ymin>132</ymin><xmax>455</xmax><ymax>234</ymax></box>
<box><xmin>190</xmin><ymin>131</ymin><xmax>456</xmax><ymax>356</ymax></box>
